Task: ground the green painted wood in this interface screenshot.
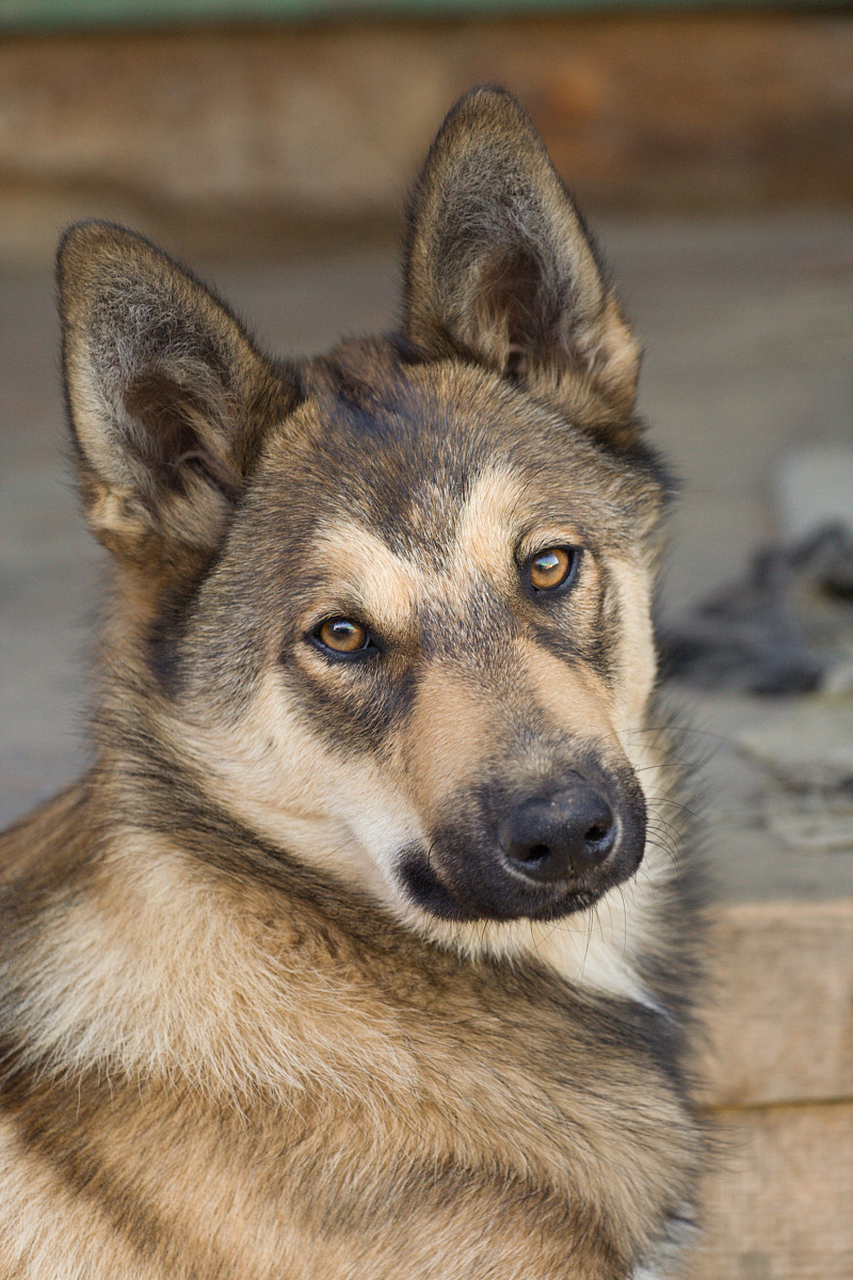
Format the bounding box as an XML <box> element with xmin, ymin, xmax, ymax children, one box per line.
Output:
<box><xmin>2</xmin><ymin>0</ymin><xmax>844</xmax><ymax>32</ymax></box>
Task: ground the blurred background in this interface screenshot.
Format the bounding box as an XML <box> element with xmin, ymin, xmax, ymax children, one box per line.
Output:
<box><xmin>1</xmin><ymin>2</ymin><xmax>851</xmax><ymax>257</ymax></box>
<box><xmin>1</xmin><ymin>4</ymin><xmax>852</xmax><ymax>1275</ymax></box>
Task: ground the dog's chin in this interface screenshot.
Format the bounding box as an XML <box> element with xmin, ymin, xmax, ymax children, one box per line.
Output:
<box><xmin>395</xmin><ymin>845</ymin><xmax>630</xmax><ymax>924</ymax></box>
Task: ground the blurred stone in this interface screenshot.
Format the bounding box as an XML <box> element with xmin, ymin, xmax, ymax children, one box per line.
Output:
<box><xmin>662</xmin><ymin>524</ymin><xmax>853</xmax><ymax>695</ymax></box>
<box><xmin>763</xmin><ymin>789</ymin><xmax>853</xmax><ymax>852</ymax></box>
<box><xmin>737</xmin><ymin>693</ymin><xmax>853</xmax><ymax>790</ymax></box>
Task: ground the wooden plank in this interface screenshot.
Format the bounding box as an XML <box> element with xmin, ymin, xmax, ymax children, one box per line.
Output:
<box><xmin>695</xmin><ymin>1101</ymin><xmax>853</xmax><ymax>1280</ymax></box>
<box><xmin>702</xmin><ymin>899</ymin><xmax>853</xmax><ymax>1109</ymax></box>
<box><xmin>2</xmin><ymin>13</ymin><xmax>853</xmax><ymax>266</ymax></box>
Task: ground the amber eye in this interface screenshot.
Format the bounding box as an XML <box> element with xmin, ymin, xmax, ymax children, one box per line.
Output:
<box><xmin>314</xmin><ymin>617</ymin><xmax>372</xmax><ymax>656</ymax></box>
<box><xmin>527</xmin><ymin>547</ymin><xmax>577</xmax><ymax>593</ymax></box>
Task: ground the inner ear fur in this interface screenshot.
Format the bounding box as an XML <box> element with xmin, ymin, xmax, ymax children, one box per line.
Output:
<box><xmin>58</xmin><ymin>221</ymin><xmax>296</xmax><ymax>569</ymax></box>
<box><xmin>403</xmin><ymin>87</ymin><xmax>642</xmax><ymax>436</ymax></box>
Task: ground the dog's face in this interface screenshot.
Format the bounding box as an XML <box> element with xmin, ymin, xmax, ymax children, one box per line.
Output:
<box><xmin>193</xmin><ymin>354</ymin><xmax>663</xmax><ymax>930</ymax></box>
<box><xmin>58</xmin><ymin>90</ymin><xmax>668</xmax><ymax>941</ymax></box>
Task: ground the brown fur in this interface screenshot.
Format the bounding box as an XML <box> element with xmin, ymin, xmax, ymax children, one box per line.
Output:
<box><xmin>0</xmin><ymin>88</ymin><xmax>705</xmax><ymax>1279</ymax></box>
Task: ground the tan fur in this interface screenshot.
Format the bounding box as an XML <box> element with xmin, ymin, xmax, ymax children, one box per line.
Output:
<box><xmin>2</xmin><ymin>810</ymin><xmax>697</xmax><ymax>1278</ymax></box>
<box><xmin>1</xmin><ymin>89</ymin><xmax>705</xmax><ymax>1279</ymax></box>
<box><xmin>310</xmin><ymin>520</ymin><xmax>427</xmax><ymax>631</ymax></box>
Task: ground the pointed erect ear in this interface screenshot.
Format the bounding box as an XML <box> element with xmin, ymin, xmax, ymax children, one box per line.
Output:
<box><xmin>58</xmin><ymin>222</ymin><xmax>297</xmax><ymax>570</ymax></box>
<box><xmin>403</xmin><ymin>88</ymin><xmax>641</xmax><ymax>434</ymax></box>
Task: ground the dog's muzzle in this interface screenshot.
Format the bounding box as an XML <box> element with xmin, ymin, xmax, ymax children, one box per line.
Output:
<box><xmin>396</xmin><ymin>766</ymin><xmax>646</xmax><ymax>923</ymax></box>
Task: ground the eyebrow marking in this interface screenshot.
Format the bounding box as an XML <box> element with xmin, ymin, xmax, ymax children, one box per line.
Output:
<box><xmin>453</xmin><ymin>467</ymin><xmax>585</xmax><ymax>586</ymax></box>
<box><xmin>311</xmin><ymin>521</ymin><xmax>425</xmax><ymax>629</ymax></box>
<box><xmin>452</xmin><ymin>467</ymin><xmax>526</xmax><ymax>583</ymax></box>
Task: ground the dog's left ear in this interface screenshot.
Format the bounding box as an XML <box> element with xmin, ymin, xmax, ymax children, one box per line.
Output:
<box><xmin>403</xmin><ymin>88</ymin><xmax>641</xmax><ymax>435</ymax></box>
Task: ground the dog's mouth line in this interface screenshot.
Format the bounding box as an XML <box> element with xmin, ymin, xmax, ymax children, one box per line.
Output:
<box><xmin>397</xmin><ymin>842</ymin><xmax>635</xmax><ymax>924</ymax></box>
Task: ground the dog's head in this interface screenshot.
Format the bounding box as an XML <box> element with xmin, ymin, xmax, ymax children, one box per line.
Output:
<box><xmin>59</xmin><ymin>89</ymin><xmax>670</xmax><ymax>943</ymax></box>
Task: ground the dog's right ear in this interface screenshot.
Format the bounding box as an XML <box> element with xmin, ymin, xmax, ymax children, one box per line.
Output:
<box><xmin>58</xmin><ymin>222</ymin><xmax>297</xmax><ymax>571</ymax></box>
<box><xmin>403</xmin><ymin>88</ymin><xmax>641</xmax><ymax>435</ymax></box>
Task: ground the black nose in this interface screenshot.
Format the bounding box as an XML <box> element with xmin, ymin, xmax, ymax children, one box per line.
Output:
<box><xmin>497</xmin><ymin>782</ymin><xmax>617</xmax><ymax>883</ymax></box>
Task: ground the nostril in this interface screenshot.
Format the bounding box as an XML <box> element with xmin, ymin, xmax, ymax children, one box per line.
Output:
<box><xmin>585</xmin><ymin>818</ymin><xmax>615</xmax><ymax>852</ymax></box>
<box><xmin>519</xmin><ymin>842</ymin><xmax>551</xmax><ymax>865</ymax></box>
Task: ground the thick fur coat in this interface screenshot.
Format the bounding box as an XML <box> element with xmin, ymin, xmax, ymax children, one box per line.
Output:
<box><xmin>0</xmin><ymin>89</ymin><xmax>705</xmax><ymax>1279</ymax></box>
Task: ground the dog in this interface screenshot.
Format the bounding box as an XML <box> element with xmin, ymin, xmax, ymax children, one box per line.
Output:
<box><xmin>0</xmin><ymin>87</ymin><xmax>705</xmax><ymax>1279</ymax></box>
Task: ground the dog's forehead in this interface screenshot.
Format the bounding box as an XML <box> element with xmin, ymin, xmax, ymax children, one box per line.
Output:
<box><xmin>307</xmin><ymin>468</ymin><xmax>530</xmax><ymax>605</ymax></box>
<box><xmin>261</xmin><ymin>347</ymin><xmax>647</xmax><ymax>564</ymax></box>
